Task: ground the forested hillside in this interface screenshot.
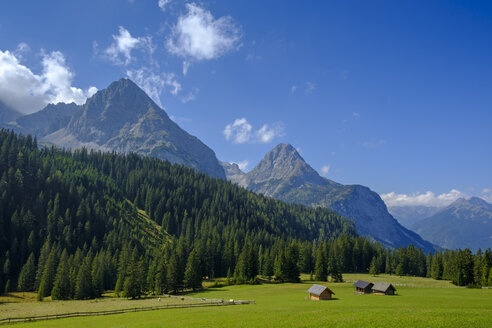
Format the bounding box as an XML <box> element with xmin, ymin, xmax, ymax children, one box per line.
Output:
<box><xmin>0</xmin><ymin>129</ymin><xmax>354</xmax><ymax>298</ymax></box>
<box><xmin>1</xmin><ymin>130</ymin><xmax>491</xmax><ymax>302</ymax></box>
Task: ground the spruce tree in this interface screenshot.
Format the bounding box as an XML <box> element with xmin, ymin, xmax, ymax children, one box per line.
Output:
<box><xmin>328</xmin><ymin>254</ymin><xmax>343</xmax><ymax>282</ymax></box>
<box><xmin>184</xmin><ymin>249</ymin><xmax>202</xmax><ymax>291</ymax></box>
<box><xmin>18</xmin><ymin>253</ymin><xmax>36</xmax><ymax>292</ymax></box>
<box><xmin>51</xmin><ymin>250</ymin><xmax>71</xmax><ymax>300</ymax></box>
<box><xmin>314</xmin><ymin>247</ymin><xmax>327</xmax><ymax>282</ymax></box>
<box><xmin>37</xmin><ymin>247</ymin><xmax>58</xmax><ymax>300</ymax></box>
<box><xmin>167</xmin><ymin>252</ymin><xmax>182</xmax><ymax>294</ymax></box>
<box><xmin>431</xmin><ymin>253</ymin><xmax>443</xmax><ymax>280</ymax></box>
<box><xmin>369</xmin><ymin>257</ymin><xmax>379</xmax><ymax>276</ymax></box>
<box><xmin>155</xmin><ymin>257</ymin><xmax>167</xmax><ymax>294</ymax></box>
<box><xmin>75</xmin><ymin>256</ymin><xmax>93</xmax><ymax>299</ymax></box>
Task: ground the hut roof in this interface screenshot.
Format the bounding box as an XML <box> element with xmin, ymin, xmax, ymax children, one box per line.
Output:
<box><xmin>372</xmin><ymin>282</ymin><xmax>396</xmax><ymax>292</ymax></box>
<box><xmin>307</xmin><ymin>284</ymin><xmax>335</xmax><ymax>296</ymax></box>
<box><xmin>353</xmin><ymin>280</ymin><xmax>373</xmax><ymax>289</ymax></box>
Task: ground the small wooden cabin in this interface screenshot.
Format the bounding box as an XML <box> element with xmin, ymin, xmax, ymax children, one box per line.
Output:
<box><xmin>353</xmin><ymin>280</ymin><xmax>374</xmax><ymax>294</ymax></box>
<box><xmin>307</xmin><ymin>284</ymin><xmax>335</xmax><ymax>300</ymax></box>
<box><xmin>371</xmin><ymin>282</ymin><xmax>396</xmax><ymax>295</ymax></box>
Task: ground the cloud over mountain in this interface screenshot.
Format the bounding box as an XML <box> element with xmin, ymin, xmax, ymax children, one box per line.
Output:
<box><xmin>0</xmin><ymin>47</ymin><xmax>96</xmax><ymax>114</ymax></box>
<box><xmin>381</xmin><ymin>189</ymin><xmax>469</xmax><ymax>207</ymax></box>
<box><xmin>223</xmin><ymin>118</ymin><xmax>284</xmax><ymax>144</ymax></box>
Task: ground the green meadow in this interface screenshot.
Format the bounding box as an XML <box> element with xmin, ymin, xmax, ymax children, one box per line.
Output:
<box><xmin>7</xmin><ymin>274</ymin><xmax>492</xmax><ymax>328</ymax></box>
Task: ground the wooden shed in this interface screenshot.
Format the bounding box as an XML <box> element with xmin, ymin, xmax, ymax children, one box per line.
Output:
<box><xmin>371</xmin><ymin>282</ymin><xmax>396</xmax><ymax>295</ymax></box>
<box><xmin>353</xmin><ymin>280</ymin><xmax>374</xmax><ymax>294</ymax></box>
<box><xmin>307</xmin><ymin>284</ymin><xmax>335</xmax><ymax>300</ymax></box>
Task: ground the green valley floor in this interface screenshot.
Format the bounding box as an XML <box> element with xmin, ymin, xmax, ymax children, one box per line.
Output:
<box><xmin>4</xmin><ymin>274</ymin><xmax>492</xmax><ymax>328</ymax></box>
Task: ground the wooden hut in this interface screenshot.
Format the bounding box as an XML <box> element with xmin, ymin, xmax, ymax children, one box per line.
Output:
<box><xmin>353</xmin><ymin>280</ymin><xmax>374</xmax><ymax>294</ymax></box>
<box><xmin>371</xmin><ymin>282</ymin><xmax>396</xmax><ymax>295</ymax></box>
<box><xmin>307</xmin><ymin>284</ymin><xmax>335</xmax><ymax>300</ymax></box>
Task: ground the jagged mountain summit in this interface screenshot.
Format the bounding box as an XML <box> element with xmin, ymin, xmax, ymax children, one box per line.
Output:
<box><xmin>411</xmin><ymin>197</ymin><xmax>492</xmax><ymax>251</ymax></box>
<box><xmin>222</xmin><ymin>143</ymin><xmax>435</xmax><ymax>252</ymax></box>
<box><xmin>10</xmin><ymin>78</ymin><xmax>225</xmax><ymax>179</ymax></box>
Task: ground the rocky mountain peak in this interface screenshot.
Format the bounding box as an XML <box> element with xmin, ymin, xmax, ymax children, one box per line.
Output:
<box><xmin>247</xmin><ymin>143</ymin><xmax>325</xmax><ymax>185</ymax></box>
<box><xmin>39</xmin><ymin>78</ymin><xmax>225</xmax><ymax>179</ymax></box>
<box><xmin>448</xmin><ymin>197</ymin><xmax>492</xmax><ymax>212</ymax></box>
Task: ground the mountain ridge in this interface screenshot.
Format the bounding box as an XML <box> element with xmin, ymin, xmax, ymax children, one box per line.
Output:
<box><xmin>10</xmin><ymin>78</ymin><xmax>226</xmax><ymax>179</ymax></box>
<box><xmin>411</xmin><ymin>197</ymin><xmax>492</xmax><ymax>250</ymax></box>
<box><xmin>223</xmin><ymin>143</ymin><xmax>436</xmax><ymax>252</ymax></box>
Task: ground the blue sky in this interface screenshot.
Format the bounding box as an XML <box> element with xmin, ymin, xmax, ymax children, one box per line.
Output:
<box><xmin>1</xmin><ymin>0</ymin><xmax>491</xmax><ymax>206</ymax></box>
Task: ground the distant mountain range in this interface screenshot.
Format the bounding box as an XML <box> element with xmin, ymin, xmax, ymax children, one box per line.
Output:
<box><xmin>222</xmin><ymin>144</ymin><xmax>435</xmax><ymax>252</ymax></box>
<box><xmin>1</xmin><ymin>79</ymin><xmax>225</xmax><ymax>179</ymax></box>
<box><xmin>0</xmin><ymin>77</ymin><xmax>441</xmax><ymax>252</ymax></box>
<box><xmin>411</xmin><ymin>197</ymin><xmax>492</xmax><ymax>251</ymax></box>
<box><xmin>388</xmin><ymin>205</ymin><xmax>442</xmax><ymax>229</ymax></box>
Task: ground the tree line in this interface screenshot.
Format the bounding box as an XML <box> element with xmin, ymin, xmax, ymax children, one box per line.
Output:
<box><xmin>1</xmin><ymin>130</ymin><xmax>490</xmax><ymax>301</ymax></box>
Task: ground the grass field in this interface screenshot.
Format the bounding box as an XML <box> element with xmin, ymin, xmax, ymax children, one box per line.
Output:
<box><xmin>4</xmin><ymin>274</ymin><xmax>492</xmax><ymax>328</ymax></box>
<box><xmin>0</xmin><ymin>293</ymin><xmax>203</xmax><ymax>319</ymax></box>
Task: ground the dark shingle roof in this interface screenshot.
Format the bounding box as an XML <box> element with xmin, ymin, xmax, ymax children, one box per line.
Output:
<box><xmin>353</xmin><ymin>280</ymin><xmax>373</xmax><ymax>289</ymax></box>
<box><xmin>307</xmin><ymin>284</ymin><xmax>334</xmax><ymax>296</ymax></box>
<box><xmin>372</xmin><ymin>282</ymin><xmax>396</xmax><ymax>292</ymax></box>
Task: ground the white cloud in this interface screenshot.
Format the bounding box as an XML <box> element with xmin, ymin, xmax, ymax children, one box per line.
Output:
<box><xmin>13</xmin><ymin>43</ymin><xmax>30</xmax><ymax>61</ymax></box>
<box><xmin>363</xmin><ymin>139</ymin><xmax>387</xmax><ymax>149</ymax></box>
<box><xmin>235</xmin><ymin>160</ymin><xmax>249</xmax><ymax>171</ymax></box>
<box><xmin>158</xmin><ymin>0</ymin><xmax>171</xmax><ymax>11</ymax></box>
<box><xmin>482</xmin><ymin>188</ymin><xmax>492</xmax><ymax>203</ymax></box>
<box><xmin>0</xmin><ymin>48</ymin><xmax>96</xmax><ymax>114</ymax></box>
<box><xmin>381</xmin><ymin>189</ymin><xmax>468</xmax><ymax>207</ymax></box>
<box><xmin>223</xmin><ymin>118</ymin><xmax>252</xmax><ymax>144</ymax></box>
<box><xmin>104</xmin><ymin>26</ymin><xmax>153</xmax><ymax>66</ymax></box>
<box><xmin>127</xmin><ymin>67</ymin><xmax>181</xmax><ymax>107</ymax></box>
<box><xmin>305</xmin><ymin>81</ymin><xmax>316</xmax><ymax>94</ymax></box>
<box><xmin>246</xmin><ymin>53</ymin><xmax>261</xmax><ymax>61</ymax></box>
<box><xmin>223</xmin><ymin>118</ymin><xmax>284</xmax><ymax>144</ymax></box>
<box><xmin>182</xmin><ymin>61</ymin><xmax>191</xmax><ymax>76</ymax></box>
<box><xmin>353</xmin><ymin>112</ymin><xmax>360</xmax><ymax>117</ymax></box>
<box><xmin>167</xmin><ymin>3</ymin><xmax>241</xmax><ymax>61</ymax></box>
<box><xmin>255</xmin><ymin>123</ymin><xmax>284</xmax><ymax>143</ymax></box>
<box><xmin>181</xmin><ymin>88</ymin><xmax>198</xmax><ymax>103</ymax></box>
<box><xmin>320</xmin><ymin>165</ymin><xmax>330</xmax><ymax>176</ymax></box>
<box><xmin>291</xmin><ymin>85</ymin><xmax>297</xmax><ymax>94</ymax></box>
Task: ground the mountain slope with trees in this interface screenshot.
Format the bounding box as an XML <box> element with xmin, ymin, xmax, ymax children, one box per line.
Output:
<box><xmin>223</xmin><ymin>144</ymin><xmax>435</xmax><ymax>253</ymax></box>
<box><xmin>0</xmin><ymin>129</ymin><xmax>356</xmax><ymax>298</ymax></box>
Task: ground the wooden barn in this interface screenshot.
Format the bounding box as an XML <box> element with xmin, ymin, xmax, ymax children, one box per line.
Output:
<box><xmin>371</xmin><ymin>282</ymin><xmax>397</xmax><ymax>295</ymax></box>
<box><xmin>307</xmin><ymin>284</ymin><xmax>335</xmax><ymax>300</ymax></box>
<box><xmin>353</xmin><ymin>280</ymin><xmax>374</xmax><ymax>294</ymax></box>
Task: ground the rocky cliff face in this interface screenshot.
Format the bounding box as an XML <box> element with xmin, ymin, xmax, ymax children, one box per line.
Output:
<box><xmin>220</xmin><ymin>161</ymin><xmax>248</xmax><ymax>186</ymax></box>
<box><xmin>7</xmin><ymin>102</ymin><xmax>79</xmax><ymax>137</ymax></box>
<box><xmin>412</xmin><ymin>197</ymin><xmax>492</xmax><ymax>250</ymax></box>
<box><xmin>12</xmin><ymin>78</ymin><xmax>225</xmax><ymax>179</ymax></box>
<box><xmin>225</xmin><ymin>143</ymin><xmax>435</xmax><ymax>252</ymax></box>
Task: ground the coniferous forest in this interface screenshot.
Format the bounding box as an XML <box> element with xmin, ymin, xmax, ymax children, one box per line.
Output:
<box><xmin>1</xmin><ymin>130</ymin><xmax>491</xmax><ymax>301</ymax></box>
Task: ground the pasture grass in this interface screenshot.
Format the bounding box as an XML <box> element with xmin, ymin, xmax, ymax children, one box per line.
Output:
<box><xmin>6</xmin><ymin>274</ymin><xmax>492</xmax><ymax>328</ymax></box>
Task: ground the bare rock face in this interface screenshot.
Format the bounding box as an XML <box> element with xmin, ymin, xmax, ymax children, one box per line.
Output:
<box><xmin>225</xmin><ymin>143</ymin><xmax>435</xmax><ymax>252</ymax></box>
<box><xmin>7</xmin><ymin>102</ymin><xmax>78</xmax><ymax>137</ymax></box>
<box><xmin>17</xmin><ymin>78</ymin><xmax>224</xmax><ymax>179</ymax></box>
<box><xmin>220</xmin><ymin>161</ymin><xmax>248</xmax><ymax>187</ymax></box>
